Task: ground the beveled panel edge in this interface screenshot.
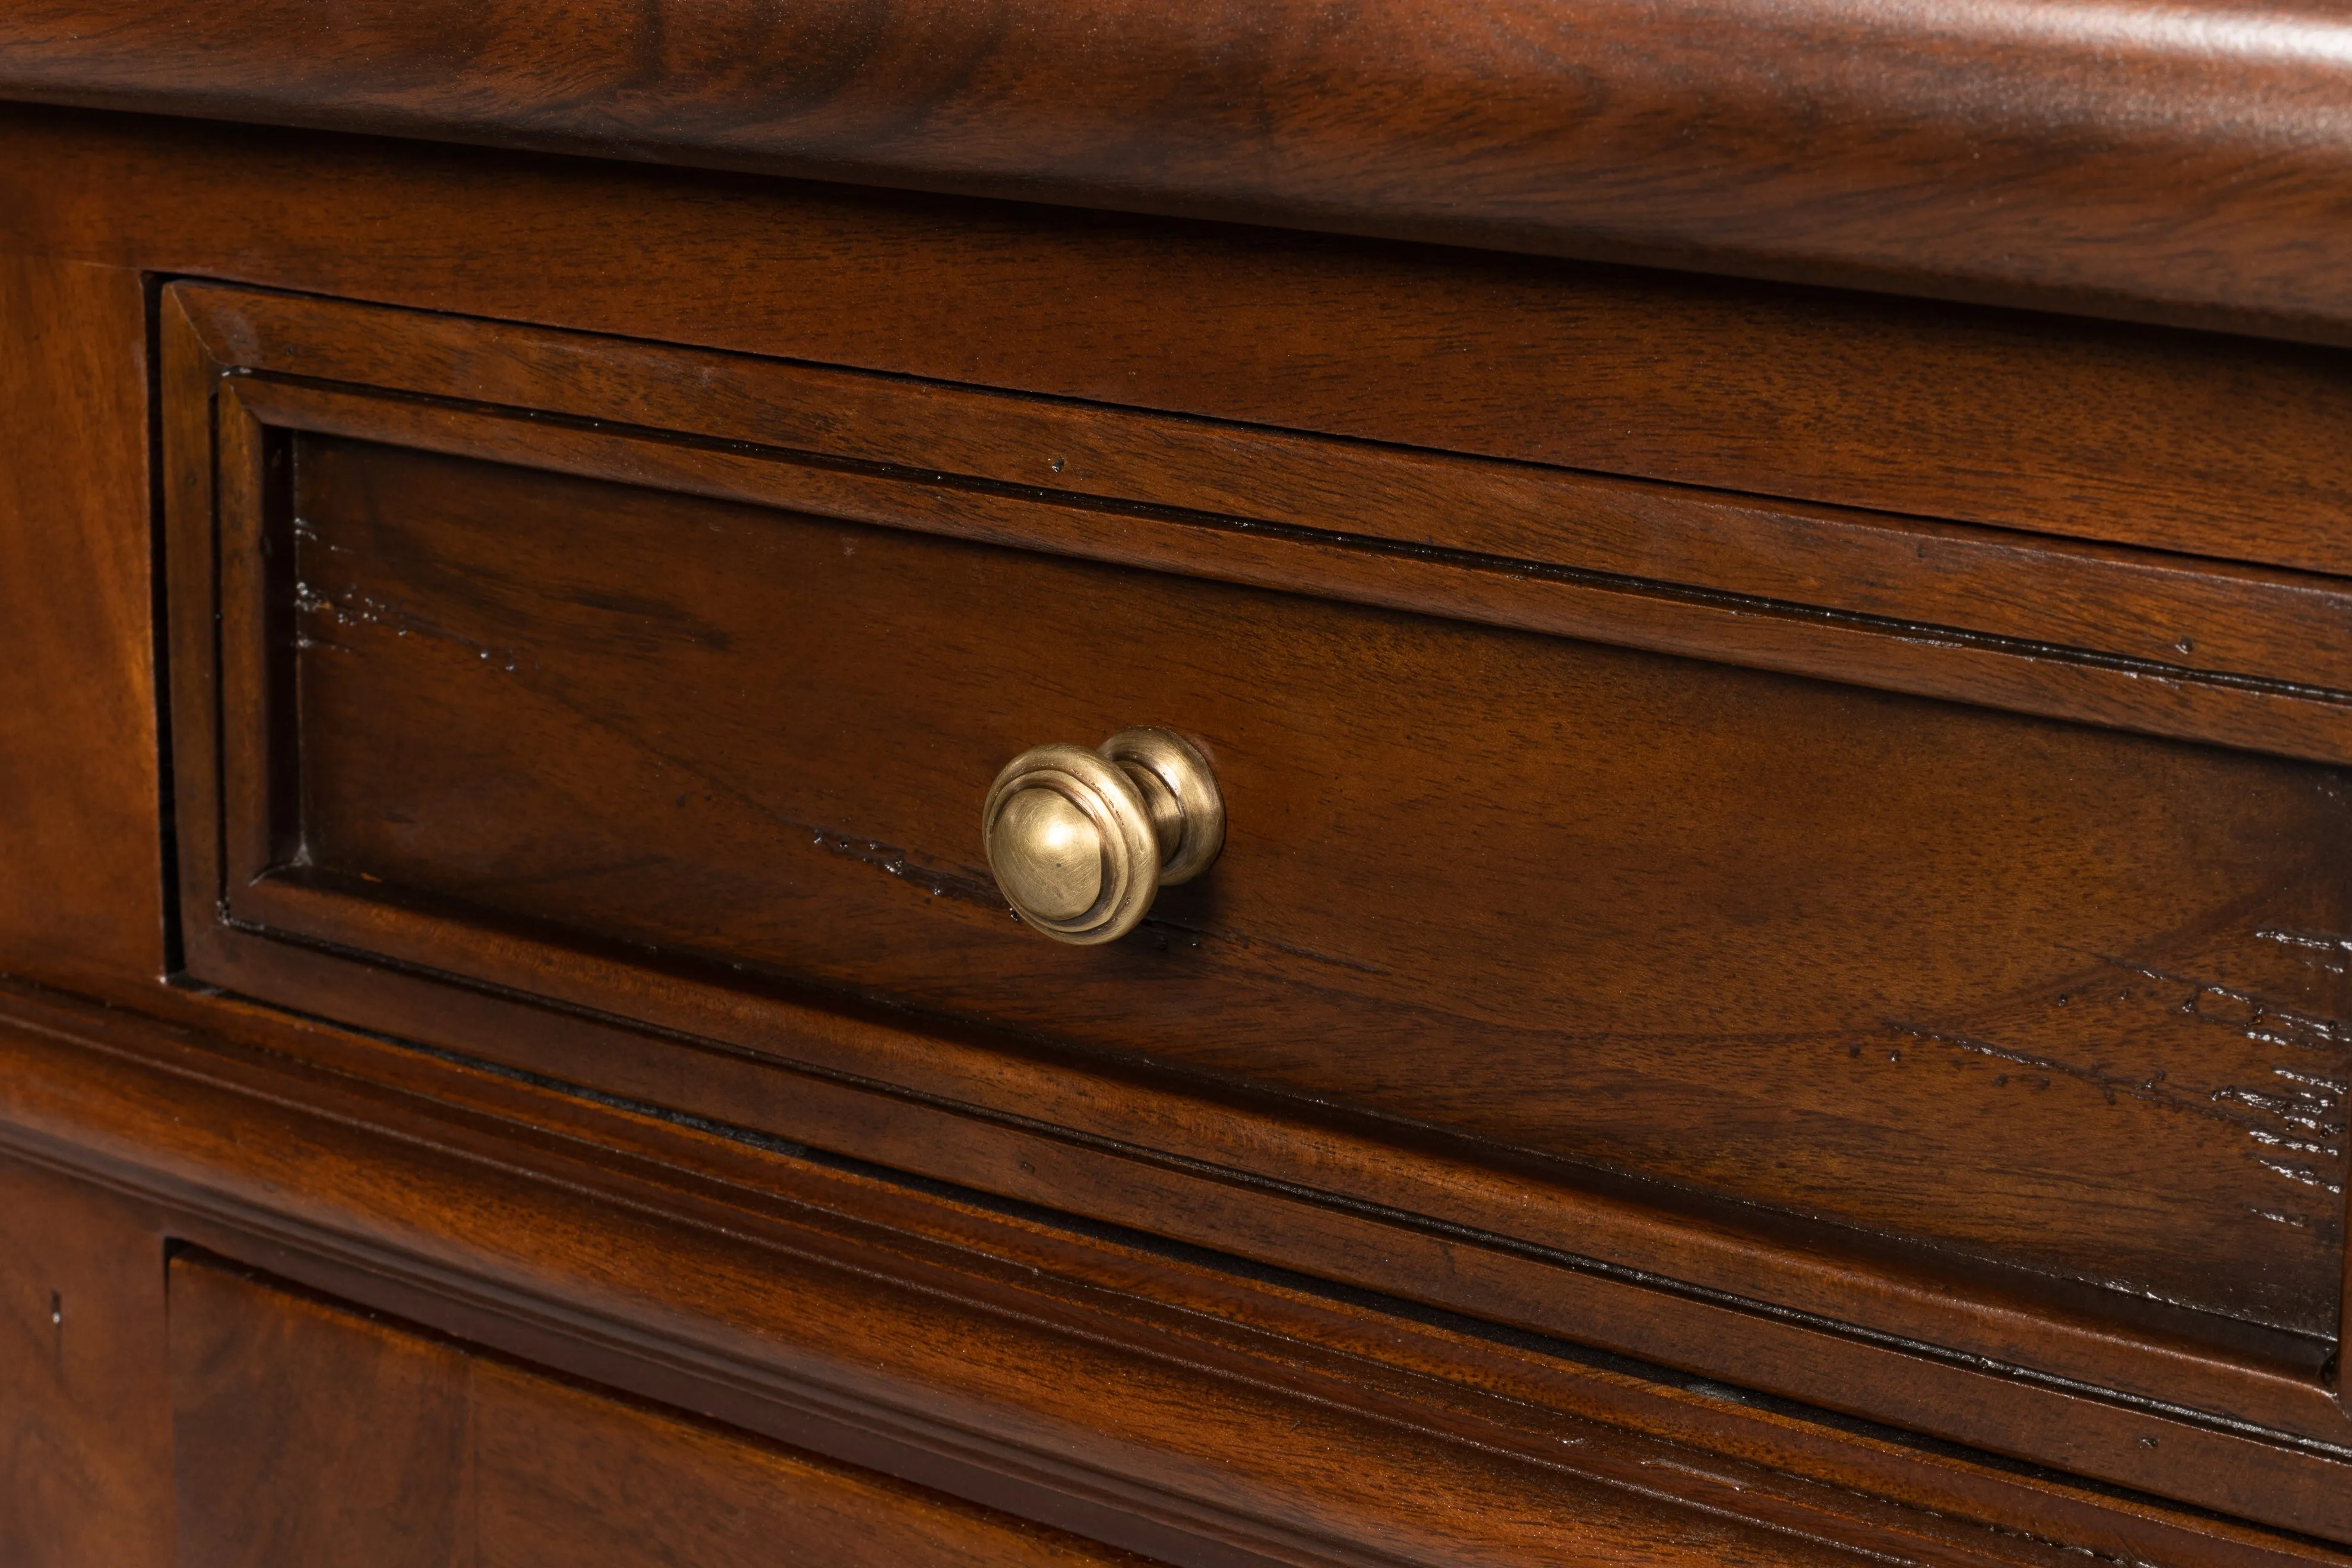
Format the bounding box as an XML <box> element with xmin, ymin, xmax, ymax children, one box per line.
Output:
<box><xmin>175</xmin><ymin>280</ymin><xmax>2352</xmax><ymax>698</ymax></box>
<box><xmin>20</xmin><ymin>128</ymin><xmax>2352</xmax><ymax>580</ymax></box>
<box><xmin>227</xmin><ymin>370</ymin><xmax>2352</xmax><ymax>770</ymax></box>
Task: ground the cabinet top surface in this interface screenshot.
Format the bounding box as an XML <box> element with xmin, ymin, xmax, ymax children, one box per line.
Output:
<box><xmin>6</xmin><ymin>0</ymin><xmax>2352</xmax><ymax>340</ymax></box>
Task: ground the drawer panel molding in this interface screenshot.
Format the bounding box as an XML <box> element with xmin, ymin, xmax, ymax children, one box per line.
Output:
<box><xmin>159</xmin><ymin>282</ymin><xmax>2352</xmax><ymax>1535</ymax></box>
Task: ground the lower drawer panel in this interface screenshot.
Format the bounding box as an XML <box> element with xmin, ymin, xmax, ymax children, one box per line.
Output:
<box><xmin>169</xmin><ymin>1256</ymin><xmax>1150</xmax><ymax>1567</ymax></box>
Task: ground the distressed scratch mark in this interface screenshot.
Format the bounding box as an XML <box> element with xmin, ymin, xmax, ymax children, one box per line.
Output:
<box><xmin>543</xmin><ymin>583</ymin><xmax>735</xmax><ymax>652</ymax></box>
<box><xmin>2214</xmin><ymin>1080</ymin><xmax>2345</xmax><ymax>1140</ymax></box>
<box><xmin>290</xmin><ymin>516</ymin><xmax>353</xmax><ymax>554</ymax></box>
<box><xmin>295</xmin><ymin>580</ymin><xmax>526</xmax><ymax>672</ymax></box>
<box><xmin>2101</xmin><ymin>951</ymin><xmax>2352</xmax><ymax>1196</ymax></box>
<box><xmin>1896</xmin><ymin>944</ymin><xmax>2352</xmax><ymax>1202</ymax></box>
<box><xmin>805</xmin><ymin>828</ymin><xmax>1392</xmax><ymax>973</ymax></box>
<box><xmin>2255</xmin><ymin>928</ymin><xmax>2352</xmax><ymax>976</ymax></box>
<box><xmin>2252</xmin><ymin>1157</ymin><xmax>2345</xmax><ymax>1194</ymax></box>
<box><xmin>2244</xmin><ymin>1126</ymin><xmax>2344</xmax><ymax>1157</ymax></box>
<box><xmin>2098</xmin><ymin>953</ymin><xmax>2345</xmax><ymax>1050</ymax></box>
<box><xmin>1637</xmin><ymin>1458</ymin><xmax>1746</xmax><ymax>1493</ymax></box>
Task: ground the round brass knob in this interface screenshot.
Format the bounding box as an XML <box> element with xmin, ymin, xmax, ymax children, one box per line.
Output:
<box><xmin>982</xmin><ymin>726</ymin><xmax>1224</xmax><ymax>944</ymax></box>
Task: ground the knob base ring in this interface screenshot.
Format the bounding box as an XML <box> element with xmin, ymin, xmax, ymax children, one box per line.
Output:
<box><xmin>1099</xmin><ymin>727</ymin><xmax>1224</xmax><ymax>886</ymax></box>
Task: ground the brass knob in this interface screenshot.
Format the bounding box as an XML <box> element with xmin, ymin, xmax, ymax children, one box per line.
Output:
<box><xmin>982</xmin><ymin>727</ymin><xmax>1224</xmax><ymax>944</ymax></box>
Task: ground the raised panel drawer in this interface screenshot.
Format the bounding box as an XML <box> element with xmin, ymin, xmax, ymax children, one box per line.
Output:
<box><xmin>160</xmin><ymin>283</ymin><xmax>2352</xmax><ymax>1536</ymax></box>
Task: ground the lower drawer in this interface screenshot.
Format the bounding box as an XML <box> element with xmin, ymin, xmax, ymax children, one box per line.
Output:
<box><xmin>169</xmin><ymin>1256</ymin><xmax>1147</xmax><ymax>1567</ymax></box>
<box><xmin>161</xmin><ymin>283</ymin><xmax>2352</xmax><ymax>1532</ymax></box>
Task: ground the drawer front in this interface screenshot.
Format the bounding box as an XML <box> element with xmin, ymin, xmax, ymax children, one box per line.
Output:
<box><xmin>280</xmin><ymin>433</ymin><xmax>2347</xmax><ymax>1341</ymax></box>
<box><xmin>161</xmin><ymin>284</ymin><xmax>2352</xmax><ymax>1531</ymax></box>
<box><xmin>169</xmin><ymin>1256</ymin><xmax>1148</xmax><ymax>1567</ymax></box>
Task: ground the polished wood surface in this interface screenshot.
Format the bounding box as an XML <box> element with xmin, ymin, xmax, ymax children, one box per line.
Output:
<box><xmin>0</xmin><ymin>978</ymin><xmax>2337</xmax><ymax>1568</ymax></box>
<box><xmin>150</xmin><ymin>281</ymin><xmax>2352</xmax><ymax>1525</ymax></box>
<box><xmin>172</xmin><ymin>1257</ymin><xmax>1155</xmax><ymax>1567</ymax></box>
<box><xmin>163</xmin><ymin>284</ymin><xmax>2352</xmax><ymax>750</ymax></box>
<box><xmin>15</xmin><ymin>110</ymin><xmax>2352</xmax><ymax>581</ymax></box>
<box><xmin>242</xmin><ymin>434</ymin><xmax>2352</xmax><ymax>1346</ymax></box>
<box><xmin>0</xmin><ymin>254</ymin><xmax>162</xmax><ymax>998</ymax></box>
<box><xmin>0</xmin><ymin>1155</ymin><xmax>171</xmax><ymax>1567</ymax></box>
<box><xmin>3</xmin><ymin>96</ymin><xmax>2351</xmax><ymax>1564</ymax></box>
<box><xmin>262</xmin><ymin>423</ymin><xmax>2352</xmax><ymax>1335</ymax></box>
<box><xmin>7</xmin><ymin>1</ymin><xmax>2352</xmax><ymax>341</ymax></box>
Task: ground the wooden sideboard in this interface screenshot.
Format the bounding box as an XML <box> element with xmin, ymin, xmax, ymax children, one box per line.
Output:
<box><xmin>3</xmin><ymin>6</ymin><xmax>2351</xmax><ymax>1563</ymax></box>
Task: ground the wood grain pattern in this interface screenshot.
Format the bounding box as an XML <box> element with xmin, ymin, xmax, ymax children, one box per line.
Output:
<box><xmin>207</xmin><ymin>365</ymin><xmax>2352</xmax><ymax>769</ymax></box>
<box><xmin>151</xmin><ymin>284</ymin><xmax>2352</xmax><ymax>1508</ymax></box>
<box><xmin>12</xmin><ymin>94</ymin><xmax>2352</xmax><ymax>1561</ymax></box>
<box><xmin>2</xmin><ymin>975</ymin><xmax>2338</xmax><ymax>1566</ymax></box>
<box><xmin>8</xmin><ymin>1</ymin><xmax>2352</xmax><ymax>340</ymax></box>
<box><xmin>18</xmin><ymin>109</ymin><xmax>2352</xmax><ymax>581</ymax></box>
<box><xmin>173</xmin><ymin>284</ymin><xmax>2352</xmax><ymax>741</ymax></box>
<box><xmin>245</xmin><ymin>433</ymin><xmax>2352</xmax><ymax>1352</ymax></box>
<box><xmin>173</xmin><ymin>1261</ymin><xmax>471</xmax><ymax>1568</ymax></box>
<box><xmin>159</xmin><ymin>916</ymin><xmax>2352</xmax><ymax>1534</ymax></box>
<box><xmin>171</xmin><ymin>1257</ymin><xmax>1155</xmax><ymax>1568</ymax></box>
<box><xmin>0</xmin><ymin>254</ymin><xmax>163</xmax><ymax>996</ymax></box>
<box><xmin>0</xmin><ymin>1154</ymin><xmax>172</xmax><ymax>1568</ymax></box>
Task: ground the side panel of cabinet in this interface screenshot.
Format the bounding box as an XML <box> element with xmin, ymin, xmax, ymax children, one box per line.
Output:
<box><xmin>0</xmin><ymin>1155</ymin><xmax>172</xmax><ymax>1568</ymax></box>
<box><xmin>0</xmin><ymin>254</ymin><xmax>164</xmax><ymax>997</ymax></box>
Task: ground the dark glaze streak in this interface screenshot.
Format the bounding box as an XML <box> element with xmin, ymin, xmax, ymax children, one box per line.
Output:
<box><xmin>1880</xmin><ymin>1020</ymin><xmax>2247</xmax><ymax>1127</ymax></box>
<box><xmin>811</xmin><ymin>828</ymin><xmax>1002</xmax><ymax>911</ymax></box>
<box><xmin>1136</xmin><ymin>916</ymin><xmax>1394</xmax><ymax>978</ymax></box>
<box><xmin>461</xmin><ymin>855</ymin><xmax>677</xmax><ymax>896</ymax></box>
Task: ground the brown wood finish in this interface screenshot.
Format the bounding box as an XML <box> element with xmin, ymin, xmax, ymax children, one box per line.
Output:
<box><xmin>15</xmin><ymin>109</ymin><xmax>2352</xmax><ymax>583</ymax></box>
<box><xmin>169</xmin><ymin>915</ymin><xmax>2352</xmax><ymax>1543</ymax></box>
<box><xmin>153</xmin><ymin>282</ymin><xmax>2352</xmax><ymax>1519</ymax></box>
<box><xmin>0</xmin><ymin>254</ymin><xmax>163</xmax><ymax>996</ymax></box>
<box><xmin>5</xmin><ymin>96</ymin><xmax>2352</xmax><ymax>1563</ymax></box>
<box><xmin>144</xmin><ymin>287</ymin><xmax>2352</xmax><ymax>691</ymax></box>
<box><xmin>170</xmin><ymin>284</ymin><xmax>2352</xmax><ymax>752</ymax></box>
<box><xmin>0</xmin><ymin>1154</ymin><xmax>172</xmax><ymax>1568</ymax></box>
<box><xmin>171</xmin><ymin>1256</ymin><xmax>1156</xmax><ymax>1568</ymax></box>
<box><xmin>8</xmin><ymin>1</ymin><xmax>2352</xmax><ymax>342</ymax></box>
<box><xmin>217</xmin><ymin>378</ymin><xmax>2352</xmax><ymax>767</ymax></box>
<box><xmin>255</xmin><ymin>432</ymin><xmax>2352</xmax><ymax>1346</ymax></box>
<box><xmin>2</xmin><ymin>975</ymin><xmax>2341</xmax><ymax>1568</ymax></box>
